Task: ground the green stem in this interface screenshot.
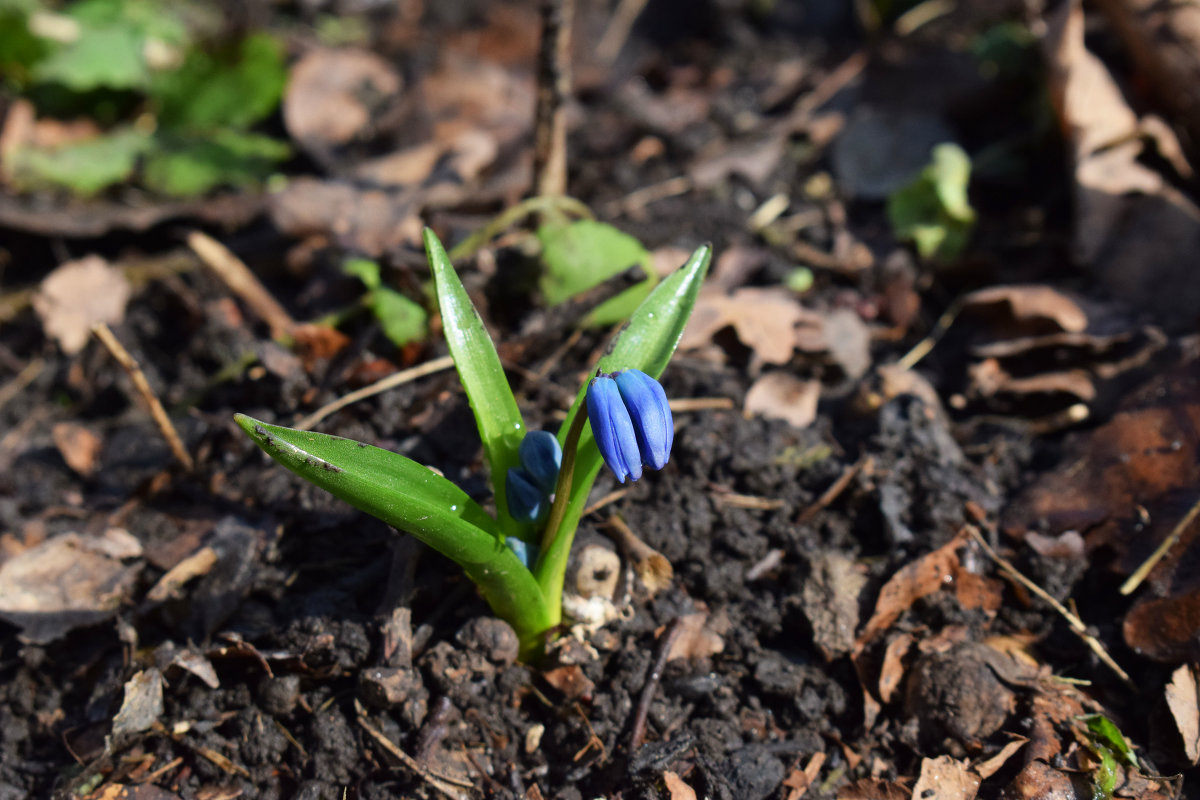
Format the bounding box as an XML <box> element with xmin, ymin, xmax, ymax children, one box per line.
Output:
<box><xmin>447</xmin><ymin>195</ymin><xmax>593</xmax><ymax>262</ymax></box>
<box><xmin>532</xmin><ymin>405</ymin><xmax>590</xmax><ymax>627</ymax></box>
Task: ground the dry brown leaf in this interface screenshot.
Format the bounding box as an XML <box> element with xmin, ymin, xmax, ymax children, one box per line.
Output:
<box><xmin>802</xmin><ymin>551</ymin><xmax>868</xmax><ymax>661</ymax></box>
<box><xmin>0</xmin><ymin>530</ymin><xmax>142</xmax><ymax>642</ymax></box>
<box><xmin>745</xmin><ymin>372</ymin><xmax>820</xmax><ymax>429</ymax></box>
<box><xmin>974</xmin><ymin>736</ymin><xmax>1029</xmax><ymax>780</ymax></box>
<box><xmin>146</xmin><ymin>546</ymin><xmax>219</xmax><ymax>603</ymax></box>
<box><xmin>540</xmin><ymin>664</ymin><xmax>595</xmax><ymax>701</ymax></box>
<box><xmin>961</xmin><ymin>285</ymin><xmax>1088</xmax><ymax>335</ymax></box>
<box><xmin>168</xmin><ymin>647</ymin><xmax>220</xmax><ymax>690</ymax></box>
<box><xmin>52</xmin><ymin>421</ymin><xmax>102</xmax><ymax>477</ymax></box>
<box><xmin>33</xmin><ymin>255</ymin><xmax>132</xmax><ymax>354</ymax></box>
<box><xmin>662</xmin><ymin>771</ymin><xmax>698</xmax><ymax>800</ymax></box>
<box><xmin>112</xmin><ymin>668</ymin><xmax>163</xmax><ymax>736</ymax></box>
<box><xmin>283</xmin><ymin>48</ymin><xmax>402</xmax><ymax>154</ymax></box>
<box><xmin>354</xmin><ymin>128</ymin><xmax>499</xmax><ymax>188</ymax></box>
<box><xmin>911</xmin><ymin>756</ymin><xmax>980</xmax><ymax>800</ymax></box>
<box><xmin>1166</xmin><ymin>664</ymin><xmax>1200</xmax><ymax>765</ymax></box>
<box><xmin>268</xmin><ymin>177</ymin><xmax>421</xmax><ymax>257</ymax></box>
<box><xmin>878</xmin><ymin>632</ymin><xmax>913</xmax><ymax>704</ymax></box>
<box><xmin>682</xmin><ymin>287</ymin><xmax>817</xmax><ymax>365</ymax></box>
<box><xmin>667</xmin><ymin>611</ymin><xmax>726</xmax><ymax>662</ymax></box>
<box><xmin>836</xmin><ymin>779</ymin><xmax>909</xmax><ymax>800</ymax></box>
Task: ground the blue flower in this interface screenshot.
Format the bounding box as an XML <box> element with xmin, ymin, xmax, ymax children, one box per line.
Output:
<box><xmin>506</xmin><ymin>467</ymin><xmax>548</xmax><ymax>523</ymax></box>
<box><xmin>518</xmin><ymin>430</ymin><xmax>562</xmax><ymax>494</ymax></box>
<box><xmin>586</xmin><ymin>368</ymin><xmax>673</xmax><ymax>483</ymax></box>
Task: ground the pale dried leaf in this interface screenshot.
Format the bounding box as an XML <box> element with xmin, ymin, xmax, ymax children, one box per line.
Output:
<box><xmin>802</xmin><ymin>551</ymin><xmax>868</xmax><ymax>661</ymax></box>
<box><xmin>667</xmin><ymin>611</ymin><xmax>726</xmax><ymax>662</ymax></box>
<box><xmin>681</xmin><ymin>287</ymin><xmax>821</xmax><ymax>365</ymax></box>
<box><xmin>284</xmin><ymin>48</ymin><xmax>402</xmax><ymax>152</ymax></box>
<box><xmin>52</xmin><ymin>421</ymin><xmax>103</xmax><ymax>477</ymax></box>
<box><xmin>662</xmin><ymin>771</ymin><xmax>698</xmax><ymax>800</ymax></box>
<box><xmin>962</xmin><ymin>285</ymin><xmax>1088</xmax><ymax>334</ymax></box>
<box><xmin>170</xmin><ymin>647</ymin><xmax>220</xmax><ymax>689</ymax></box>
<box><xmin>1165</xmin><ymin>663</ymin><xmax>1200</xmax><ymax>764</ymax></box>
<box><xmin>112</xmin><ymin>668</ymin><xmax>163</xmax><ymax>736</ymax></box>
<box><xmin>745</xmin><ymin>372</ymin><xmax>820</xmax><ymax>429</ymax></box>
<box><xmin>878</xmin><ymin>632</ymin><xmax>913</xmax><ymax>704</ymax></box>
<box><xmin>910</xmin><ymin>756</ymin><xmax>979</xmax><ymax>800</ymax></box>
<box><xmin>974</xmin><ymin>736</ymin><xmax>1029</xmax><ymax>780</ymax></box>
<box><xmin>33</xmin><ymin>255</ymin><xmax>132</xmax><ymax>354</ymax></box>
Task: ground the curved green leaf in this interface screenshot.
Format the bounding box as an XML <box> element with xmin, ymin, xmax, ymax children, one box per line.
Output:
<box><xmin>236</xmin><ymin>414</ymin><xmax>550</xmax><ymax>644</ymax></box>
<box><xmin>424</xmin><ymin>228</ymin><xmax>527</xmax><ymax>536</ymax></box>
<box><xmin>535</xmin><ymin>243</ymin><xmax>712</xmax><ymax>606</ymax></box>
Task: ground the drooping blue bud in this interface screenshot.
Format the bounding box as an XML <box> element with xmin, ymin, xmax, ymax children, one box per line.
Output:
<box><xmin>586</xmin><ymin>368</ymin><xmax>673</xmax><ymax>483</ymax></box>
<box><xmin>505</xmin><ymin>536</ymin><xmax>539</xmax><ymax>568</ymax></box>
<box><xmin>506</xmin><ymin>467</ymin><xmax>548</xmax><ymax>523</ymax></box>
<box><xmin>615</xmin><ymin>368</ymin><xmax>673</xmax><ymax>471</ymax></box>
<box><xmin>518</xmin><ymin>430</ymin><xmax>562</xmax><ymax>494</ymax></box>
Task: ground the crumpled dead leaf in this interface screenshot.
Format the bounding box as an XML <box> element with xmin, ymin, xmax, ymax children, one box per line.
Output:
<box><xmin>52</xmin><ymin>421</ymin><xmax>103</xmax><ymax>477</ymax></box>
<box><xmin>745</xmin><ymin>372</ymin><xmax>820</xmax><ymax>429</ymax></box>
<box><xmin>802</xmin><ymin>551</ymin><xmax>867</xmax><ymax>661</ymax></box>
<box><xmin>111</xmin><ymin>668</ymin><xmax>163</xmax><ymax>737</ymax></box>
<box><xmin>33</xmin><ymin>255</ymin><xmax>132</xmax><ymax>354</ymax></box>
<box><xmin>911</xmin><ymin>756</ymin><xmax>980</xmax><ymax>800</ymax></box>
<box><xmin>0</xmin><ymin>529</ymin><xmax>142</xmax><ymax>643</ymax></box>
<box><xmin>666</xmin><ymin>610</ymin><xmax>726</xmax><ymax>662</ymax></box>
<box><xmin>268</xmin><ymin>177</ymin><xmax>422</xmax><ymax>257</ymax></box>
<box><xmin>1165</xmin><ymin>663</ymin><xmax>1200</xmax><ymax>765</ymax></box>
<box><xmin>284</xmin><ymin>48</ymin><xmax>403</xmax><ymax>157</ymax></box>
<box><xmin>961</xmin><ymin>285</ymin><xmax>1088</xmax><ymax>336</ymax></box>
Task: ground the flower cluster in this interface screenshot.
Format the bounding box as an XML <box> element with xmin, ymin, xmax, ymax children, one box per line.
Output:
<box><xmin>505</xmin><ymin>431</ymin><xmax>562</xmax><ymax>523</ymax></box>
<box><xmin>587</xmin><ymin>368</ymin><xmax>673</xmax><ymax>483</ymax></box>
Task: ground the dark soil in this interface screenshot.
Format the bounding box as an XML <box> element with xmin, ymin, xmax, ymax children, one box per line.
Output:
<box><xmin>1</xmin><ymin>1</ymin><xmax>1197</xmax><ymax>799</ymax></box>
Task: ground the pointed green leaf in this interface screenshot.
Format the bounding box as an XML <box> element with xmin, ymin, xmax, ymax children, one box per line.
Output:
<box><xmin>535</xmin><ymin>243</ymin><xmax>712</xmax><ymax>604</ymax></box>
<box><xmin>235</xmin><ymin>414</ymin><xmax>550</xmax><ymax>643</ymax></box>
<box><xmin>424</xmin><ymin>228</ymin><xmax>526</xmax><ymax>535</ymax></box>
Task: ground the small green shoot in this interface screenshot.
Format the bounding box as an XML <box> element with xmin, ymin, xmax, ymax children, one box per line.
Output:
<box><xmin>343</xmin><ymin>259</ymin><xmax>429</xmax><ymax>349</ymax></box>
<box><xmin>887</xmin><ymin>142</ymin><xmax>976</xmax><ymax>262</ymax></box>
<box><xmin>537</xmin><ymin>219</ymin><xmax>657</xmax><ymax>325</ymax></box>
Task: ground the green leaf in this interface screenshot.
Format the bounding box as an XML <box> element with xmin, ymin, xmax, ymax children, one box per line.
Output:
<box><xmin>343</xmin><ymin>258</ymin><xmax>382</xmax><ymax>290</ymax></box>
<box><xmin>887</xmin><ymin>142</ymin><xmax>976</xmax><ymax>262</ymax></box>
<box><xmin>0</xmin><ymin>8</ymin><xmax>49</xmax><ymax>86</ymax></box>
<box><xmin>534</xmin><ymin>243</ymin><xmax>712</xmax><ymax>607</ymax></box>
<box><xmin>537</xmin><ymin>219</ymin><xmax>657</xmax><ymax>326</ymax></box>
<box><xmin>234</xmin><ymin>414</ymin><xmax>550</xmax><ymax>644</ymax></box>
<box><xmin>371</xmin><ymin>287</ymin><xmax>428</xmax><ymax>348</ymax></box>
<box><xmin>151</xmin><ymin>32</ymin><xmax>286</xmax><ymax>130</ymax></box>
<box><xmin>424</xmin><ymin>228</ymin><xmax>527</xmax><ymax>537</ymax></box>
<box><xmin>1082</xmin><ymin>715</ymin><xmax>1138</xmax><ymax>767</ymax></box>
<box><xmin>141</xmin><ymin>129</ymin><xmax>289</xmax><ymax>197</ymax></box>
<box><xmin>9</xmin><ymin>127</ymin><xmax>150</xmax><ymax>195</ymax></box>
<box><xmin>33</xmin><ymin>23</ymin><xmax>147</xmax><ymax>91</ymax></box>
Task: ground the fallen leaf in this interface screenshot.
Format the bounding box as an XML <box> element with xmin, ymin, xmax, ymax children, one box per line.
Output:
<box><xmin>268</xmin><ymin>177</ymin><xmax>422</xmax><ymax>257</ymax></box>
<box><xmin>283</xmin><ymin>48</ymin><xmax>402</xmax><ymax>156</ymax></box>
<box><xmin>961</xmin><ymin>285</ymin><xmax>1088</xmax><ymax>335</ymax></box>
<box><xmin>682</xmin><ymin>287</ymin><xmax>814</xmax><ymax>365</ymax></box>
<box><xmin>52</xmin><ymin>421</ymin><xmax>103</xmax><ymax>477</ymax></box>
<box><xmin>911</xmin><ymin>756</ymin><xmax>980</xmax><ymax>800</ymax></box>
<box><xmin>801</xmin><ymin>551</ymin><xmax>868</xmax><ymax>661</ymax></box>
<box><xmin>974</xmin><ymin>736</ymin><xmax>1028</xmax><ymax>780</ymax></box>
<box><xmin>112</xmin><ymin>668</ymin><xmax>163</xmax><ymax>736</ymax></box>
<box><xmin>32</xmin><ymin>255</ymin><xmax>132</xmax><ymax>354</ymax></box>
<box><xmin>667</xmin><ymin>611</ymin><xmax>726</xmax><ymax>662</ymax></box>
<box><xmin>146</xmin><ymin>546</ymin><xmax>219</xmax><ymax>603</ymax></box>
<box><xmin>167</xmin><ymin>646</ymin><xmax>220</xmax><ymax>690</ymax></box>
<box><xmin>878</xmin><ymin>632</ymin><xmax>913</xmax><ymax>704</ymax></box>
<box><xmin>662</xmin><ymin>771</ymin><xmax>697</xmax><ymax>800</ymax></box>
<box><xmin>745</xmin><ymin>372</ymin><xmax>820</xmax><ymax>429</ymax></box>
<box><xmin>1165</xmin><ymin>664</ymin><xmax>1200</xmax><ymax>765</ymax></box>
<box><xmin>836</xmin><ymin>779</ymin><xmax>909</xmax><ymax>800</ymax></box>
<box><xmin>0</xmin><ymin>530</ymin><xmax>142</xmax><ymax>643</ymax></box>
<box><xmin>540</xmin><ymin>664</ymin><xmax>595</xmax><ymax>701</ymax></box>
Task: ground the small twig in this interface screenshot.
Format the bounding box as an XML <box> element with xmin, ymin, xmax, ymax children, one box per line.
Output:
<box><xmin>630</xmin><ymin>617</ymin><xmax>686</xmax><ymax>752</ymax></box>
<box><xmin>595</xmin><ymin>0</ymin><xmax>649</xmax><ymax>64</ymax></box>
<box><xmin>583</xmin><ymin>487</ymin><xmax>631</xmax><ymax>517</ymax></box>
<box><xmin>603</xmin><ymin>176</ymin><xmax>692</xmax><ymax>219</ymax></box>
<box><xmin>446</xmin><ymin>195</ymin><xmax>593</xmax><ymax>263</ymax></box>
<box><xmin>1120</xmin><ymin>495</ymin><xmax>1200</xmax><ymax>595</ymax></box>
<box><xmin>294</xmin><ymin>355</ymin><xmax>455</xmax><ymax>431</ymax></box>
<box><xmin>606</xmin><ymin>515</ymin><xmax>673</xmax><ymax>595</ymax></box>
<box><xmin>796</xmin><ymin>455</ymin><xmax>870</xmax><ymax>526</ymax></box>
<box><xmin>965</xmin><ymin>525</ymin><xmax>1133</xmax><ymax>687</ymax></box>
<box><xmin>92</xmin><ymin>324</ymin><xmax>193</xmax><ymax>471</ymax></box>
<box><xmin>0</xmin><ymin>357</ymin><xmax>44</xmax><ymax>413</ymax></box>
<box><xmin>895</xmin><ymin>297</ymin><xmax>965</xmax><ymax>371</ymax></box>
<box><xmin>187</xmin><ymin>230</ymin><xmax>296</xmax><ymax>341</ymax></box>
<box><xmin>355</xmin><ymin>700</ymin><xmax>471</xmax><ymax>800</ymax></box>
<box><xmin>532</xmin><ymin>0</ymin><xmax>575</xmax><ymax>198</ymax></box>
<box><xmin>668</xmin><ymin>397</ymin><xmax>734</xmax><ymax>413</ymax></box>
<box><xmin>746</xmin><ymin>549</ymin><xmax>785</xmax><ymax>581</ymax></box>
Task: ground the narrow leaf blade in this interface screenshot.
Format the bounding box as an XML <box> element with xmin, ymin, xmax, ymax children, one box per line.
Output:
<box><xmin>424</xmin><ymin>228</ymin><xmax>526</xmax><ymax>533</ymax></box>
<box><xmin>237</xmin><ymin>414</ymin><xmax>550</xmax><ymax>646</ymax></box>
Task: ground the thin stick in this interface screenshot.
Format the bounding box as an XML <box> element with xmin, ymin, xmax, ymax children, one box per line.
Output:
<box><xmin>796</xmin><ymin>455</ymin><xmax>870</xmax><ymax>525</ymax></box>
<box><xmin>1120</xmin><ymin>495</ymin><xmax>1200</xmax><ymax>595</ymax></box>
<box><xmin>532</xmin><ymin>0</ymin><xmax>575</xmax><ymax>197</ymax></box>
<box><xmin>606</xmin><ymin>514</ymin><xmax>673</xmax><ymax>595</ymax></box>
<box><xmin>583</xmin><ymin>487</ymin><xmax>631</xmax><ymax>517</ymax></box>
<box><xmin>965</xmin><ymin>525</ymin><xmax>1133</xmax><ymax>686</ymax></box>
<box><xmin>895</xmin><ymin>298</ymin><xmax>965</xmax><ymax>371</ymax></box>
<box><xmin>92</xmin><ymin>324</ymin><xmax>194</xmax><ymax>471</ymax></box>
<box><xmin>595</xmin><ymin>0</ymin><xmax>649</xmax><ymax>64</ymax></box>
<box><xmin>293</xmin><ymin>355</ymin><xmax>455</xmax><ymax>431</ymax></box>
<box><xmin>355</xmin><ymin>700</ymin><xmax>470</xmax><ymax>800</ymax></box>
<box><xmin>668</xmin><ymin>397</ymin><xmax>734</xmax><ymax>413</ymax></box>
<box><xmin>630</xmin><ymin>616</ymin><xmax>685</xmax><ymax>751</ymax></box>
<box><xmin>187</xmin><ymin>231</ymin><xmax>296</xmax><ymax>340</ymax></box>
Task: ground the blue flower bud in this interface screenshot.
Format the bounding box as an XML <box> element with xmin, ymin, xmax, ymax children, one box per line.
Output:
<box><xmin>586</xmin><ymin>368</ymin><xmax>673</xmax><ymax>483</ymax></box>
<box><xmin>518</xmin><ymin>430</ymin><xmax>562</xmax><ymax>494</ymax></box>
<box><xmin>505</xmin><ymin>536</ymin><xmax>538</xmax><ymax>568</ymax></box>
<box><xmin>506</xmin><ymin>467</ymin><xmax>548</xmax><ymax>523</ymax></box>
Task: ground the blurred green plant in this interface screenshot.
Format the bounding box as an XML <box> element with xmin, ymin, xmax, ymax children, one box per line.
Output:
<box><xmin>887</xmin><ymin>143</ymin><xmax>976</xmax><ymax>262</ymax></box>
<box><xmin>3</xmin><ymin>0</ymin><xmax>289</xmax><ymax>198</ymax></box>
<box><xmin>536</xmin><ymin>219</ymin><xmax>657</xmax><ymax>326</ymax></box>
<box><xmin>1080</xmin><ymin>714</ymin><xmax>1139</xmax><ymax>800</ymax></box>
<box><xmin>343</xmin><ymin>258</ymin><xmax>429</xmax><ymax>349</ymax></box>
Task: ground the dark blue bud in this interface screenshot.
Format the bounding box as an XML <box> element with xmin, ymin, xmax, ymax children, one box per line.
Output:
<box><xmin>587</xmin><ymin>374</ymin><xmax>643</xmax><ymax>483</ymax></box>
<box><xmin>587</xmin><ymin>368</ymin><xmax>674</xmax><ymax>482</ymax></box>
<box><xmin>506</xmin><ymin>467</ymin><xmax>548</xmax><ymax>523</ymax></box>
<box><xmin>615</xmin><ymin>368</ymin><xmax>673</xmax><ymax>471</ymax></box>
<box><xmin>518</xmin><ymin>430</ymin><xmax>562</xmax><ymax>494</ymax></box>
